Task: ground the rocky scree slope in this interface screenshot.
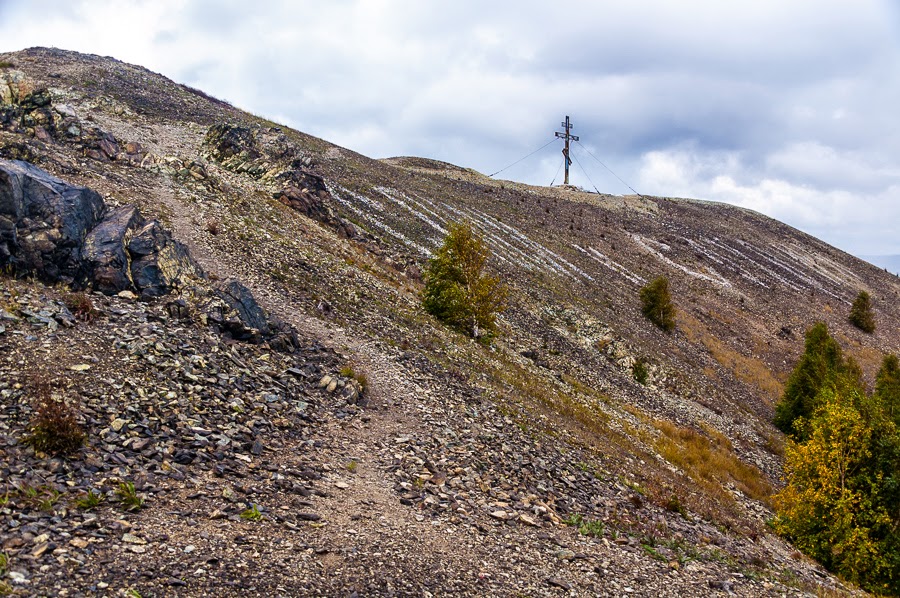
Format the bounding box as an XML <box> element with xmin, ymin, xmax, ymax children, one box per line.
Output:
<box><xmin>0</xmin><ymin>46</ymin><xmax>894</xmax><ymax>595</ymax></box>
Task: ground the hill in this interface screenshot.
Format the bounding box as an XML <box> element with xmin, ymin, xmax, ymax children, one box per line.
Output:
<box><xmin>1</xmin><ymin>47</ymin><xmax>897</xmax><ymax>596</ymax></box>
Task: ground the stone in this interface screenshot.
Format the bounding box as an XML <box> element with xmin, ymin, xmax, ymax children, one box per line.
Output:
<box><xmin>212</xmin><ymin>279</ymin><xmax>271</xmax><ymax>336</ymax></box>
<box><xmin>0</xmin><ymin>158</ymin><xmax>104</xmax><ymax>281</ymax></box>
<box><xmin>546</xmin><ymin>578</ymin><xmax>572</xmax><ymax>590</ymax></box>
<box><xmin>0</xmin><ymin>159</ymin><xmax>202</xmax><ymax>294</ymax></box>
<box><xmin>518</xmin><ymin>514</ymin><xmax>538</xmax><ymax>526</ymax></box>
<box><xmin>122</xmin><ymin>533</ymin><xmax>146</xmax><ymax>544</ymax></box>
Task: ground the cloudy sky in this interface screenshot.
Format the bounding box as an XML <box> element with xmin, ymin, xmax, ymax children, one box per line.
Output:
<box><xmin>1</xmin><ymin>1</ymin><xmax>899</xmax><ymax>259</ymax></box>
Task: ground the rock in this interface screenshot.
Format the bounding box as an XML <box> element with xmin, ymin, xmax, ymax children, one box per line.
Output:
<box><xmin>708</xmin><ymin>580</ymin><xmax>734</xmax><ymax>592</ymax></box>
<box><xmin>518</xmin><ymin>514</ymin><xmax>539</xmax><ymax>526</ymax></box>
<box><xmin>122</xmin><ymin>533</ymin><xmax>146</xmax><ymax>544</ymax></box>
<box><xmin>84</xmin><ymin>204</ymin><xmax>202</xmax><ymax>297</ymax></box>
<box><xmin>250</xmin><ymin>440</ymin><xmax>264</xmax><ymax>455</ymax></box>
<box><xmin>546</xmin><ymin>577</ymin><xmax>572</xmax><ymax>590</ymax></box>
<box><xmin>0</xmin><ymin>159</ymin><xmax>202</xmax><ymax>294</ymax></box>
<box><xmin>82</xmin><ymin>205</ymin><xmax>143</xmax><ymax>293</ymax></box>
<box><xmin>0</xmin><ymin>159</ymin><xmax>104</xmax><ymax>282</ymax></box>
<box><xmin>210</xmin><ymin>278</ymin><xmax>271</xmax><ymax>339</ymax></box>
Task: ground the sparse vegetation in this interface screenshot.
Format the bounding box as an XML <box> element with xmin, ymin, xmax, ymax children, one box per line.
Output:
<box><xmin>653</xmin><ymin>419</ymin><xmax>772</xmax><ymax>507</ymax></box>
<box><xmin>0</xmin><ymin>60</ymin><xmax>14</xmax><ymax>69</ymax></box>
<box><xmin>563</xmin><ymin>513</ymin><xmax>604</xmax><ymax>537</ymax></box>
<box><xmin>23</xmin><ymin>376</ymin><xmax>86</xmax><ymax>457</ymax></box>
<box><xmin>422</xmin><ymin>221</ymin><xmax>507</xmax><ymax>340</ymax></box>
<box><xmin>849</xmin><ymin>290</ymin><xmax>876</xmax><ymax>333</ymax></box>
<box><xmin>64</xmin><ymin>291</ymin><xmax>98</xmax><ymax>322</ymax></box>
<box><xmin>115</xmin><ymin>482</ymin><xmax>144</xmax><ymax>511</ymax></box>
<box><xmin>639</xmin><ymin>276</ymin><xmax>676</xmax><ymax>332</ymax></box>
<box><xmin>73</xmin><ymin>489</ymin><xmax>105</xmax><ymax>510</ymax></box>
<box><xmin>0</xmin><ymin>551</ymin><xmax>9</xmax><ymax>596</ymax></box>
<box><xmin>340</xmin><ymin>364</ymin><xmax>368</xmax><ymax>392</ymax></box>
<box><xmin>240</xmin><ymin>504</ymin><xmax>262</xmax><ymax>521</ymax></box>
<box><xmin>633</xmin><ymin>359</ymin><xmax>649</xmax><ymax>385</ymax></box>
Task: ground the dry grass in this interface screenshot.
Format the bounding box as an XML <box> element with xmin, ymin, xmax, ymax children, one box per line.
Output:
<box><xmin>680</xmin><ymin>312</ymin><xmax>783</xmax><ymax>401</ymax></box>
<box><xmin>652</xmin><ymin>419</ymin><xmax>772</xmax><ymax>507</ymax></box>
<box><xmin>63</xmin><ymin>292</ymin><xmax>98</xmax><ymax>322</ymax></box>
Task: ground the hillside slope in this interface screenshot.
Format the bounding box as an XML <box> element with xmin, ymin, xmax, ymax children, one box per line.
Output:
<box><xmin>1</xmin><ymin>47</ymin><xmax>896</xmax><ymax>596</ymax></box>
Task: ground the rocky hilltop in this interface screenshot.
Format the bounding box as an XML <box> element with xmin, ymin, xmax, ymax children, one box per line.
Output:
<box><xmin>0</xmin><ymin>47</ymin><xmax>896</xmax><ymax>596</ymax></box>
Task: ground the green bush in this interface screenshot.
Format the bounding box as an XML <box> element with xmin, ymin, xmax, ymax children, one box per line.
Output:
<box><xmin>639</xmin><ymin>276</ymin><xmax>676</xmax><ymax>332</ymax></box>
<box><xmin>633</xmin><ymin>359</ymin><xmax>649</xmax><ymax>385</ymax></box>
<box><xmin>422</xmin><ymin>221</ymin><xmax>507</xmax><ymax>339</ymax></box>
<box><xmin>849</xmin><ymin>290</ymin><xmax>876</xmax><ymax>333</ymax></box>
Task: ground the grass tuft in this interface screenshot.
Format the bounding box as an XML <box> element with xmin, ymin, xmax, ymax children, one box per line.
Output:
<box><xmin>115</xmin><ymin>482</ymin><xmax>144</xmax><ymax>511</ymax></box>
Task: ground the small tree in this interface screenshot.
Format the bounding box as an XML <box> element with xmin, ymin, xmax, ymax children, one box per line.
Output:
<box><xmin>774</xmin><ymin>322</ymin><xmax>848</xmax><ymax>439</ymax></box>
<box><xmin>422</xmin><ymin>221</ymin><xmax>507</xmax><ymax>339</ymax></box>
<box><xmin>639</xmin><ymin>276</ymin><xmax>676</xmax><ymax>332</ymax></box>
<box><xmin>849</xmin><ymin>290</ymin><xmax>876</xmax><ymax>333</ymax></box>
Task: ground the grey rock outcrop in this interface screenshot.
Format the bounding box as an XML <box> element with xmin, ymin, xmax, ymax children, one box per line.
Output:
<box><xmin>205</xmin><ymin>278</ymin><xmax>300</xmax><ymax>352</ymax></box>
<box><xmin>0</xmin><ymin>158</ymin><xmax>202</xmax><ymax>296</ymax></box>
<box><xmin>203</xmin><ymin>123</ymin><xmax>359</xmax><ymax>239</ymax></box>
<box><xmin>0</xmin><ymin>158</ymin><xmax>104</xmax><ymax>281</ymax></box>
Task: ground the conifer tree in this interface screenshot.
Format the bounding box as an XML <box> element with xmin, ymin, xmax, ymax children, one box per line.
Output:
<box><xmin>849</xmin><ymin>290</ymin><xmax>876</xmax><ymax>333</ymax></box>
<box><xmin>875</xmin><ymin>354</ymin><xmax>900</xmax><ymax>426</ymax></box>
<box><xmin>774</xmin><ymin>322</ymin><xmax>847</xmax><ymax>439</ymax></box>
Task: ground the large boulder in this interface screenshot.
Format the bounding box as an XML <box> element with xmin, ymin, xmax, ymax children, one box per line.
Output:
<box><xmin>0</xmin><ymin>158</ymin><xmax>203</xmax><ymax>295</ymax></box>
<box><xmin>202</xmin><ymin>278</ymin><xmax>299</xmax><ymax>352</ymax></box>
<box><xmin>0</xmin><ymin>159</ymin><xmax>104</xmax><ymax>282</ymax></box>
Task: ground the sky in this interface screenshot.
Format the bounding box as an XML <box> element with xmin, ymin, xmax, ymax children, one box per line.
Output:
<box><xmin>1</xmin><ymin>0</ymin><xmax>899</xmax><ymax>259</ymax></box>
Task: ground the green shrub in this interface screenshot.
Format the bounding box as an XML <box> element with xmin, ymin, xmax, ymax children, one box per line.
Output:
<box><xmin>422</xmin><ymin>221</ymin><xmax>507</xmax><ymax>339</ymax></box>
<box><xmin>849</xmin><ymin>290</ymin><xmax>876</xmax><ymax>333</ymax></box>
<box><xmin>115</xmin><ymin>482</ymin><xmax>144</xmax><ymax>511</ymax></box>
<box><xmin>73</xmin><ymin>489</ymin><xmax>105</xmax><ymax>510</ymax></box>
<box><xmin>639</xmin><ymin>277</ymin><xmax>676</xmax><ymax>332</ymax></box>
<box><xmin>23</xmin><ymin>377</ymin><xmax>85</xmax><ymax>457</ymax></box>
<box><xmin>240</xmin><ymin>504</ymin><xmax>262</xmax><ymax>521</ymax></box>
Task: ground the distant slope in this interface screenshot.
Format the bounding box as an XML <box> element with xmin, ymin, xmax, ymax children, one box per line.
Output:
<box><xmin>861</xmin><ymin>254</ymin><xmax>900</xmax><ymax>276</ymax></box>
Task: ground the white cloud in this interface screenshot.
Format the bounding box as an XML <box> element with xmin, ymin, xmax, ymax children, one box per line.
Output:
<box><xmin>1</xmin><ymin>0</ymin><xmax>900</xmax><ymax>255</ymax></box>
<box><xmin>637</xmin><ymin>146</ymin><xmax>900</xmax><ymax>255</ymax></box>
